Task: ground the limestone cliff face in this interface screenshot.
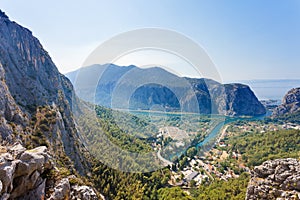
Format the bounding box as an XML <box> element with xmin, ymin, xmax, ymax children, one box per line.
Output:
<box><xmin>211</xmin><ymin>83</ymin><xmax>266</xmax><ymax>116</ymax></box>
<box><xmin>187</xmin><ymin>79</ymin><xmax>266</xmax><ymax>116</ymax></box>
<box><xmin>246</xmin><ymin>158</ymin><xmax>300</xmax><ymax>200</ymax></box>
<box><xmin>0</xmin><ymin>10</ymin><xmax>73</xmax><ymax>108</ymax></box>
<box><xmin>0</xmin><ymin>9</ymin><xmax>100</xmax><ymax>199</ymax></box>
<box><xmin>0</xmin><ymin>10</ymin><xmax>88</xmax><ymax>174</ymax></box>
<box><xmin>273</xmin><ymin>88</ymin><xmax>300</xmax><ymax>116</ymax></box>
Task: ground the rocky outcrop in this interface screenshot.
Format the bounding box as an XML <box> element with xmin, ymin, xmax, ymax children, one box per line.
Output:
<box><xmin>49</xmin><ymin>178</ymin><xmax>71</xmax><ymax>200</ymax></box>
<box><xmin>49</xmin><ymin>178</ymin><xmax>98</xmax><ymax>200</ymax></box>
<box><xmin>0</xmin><ymin>144</ymin><xmax>52</xmax><ymax>199</ymax></box>
<box><xmin>48</xmin><ymin>175</ymin><xmax>99</xmax><ymax>200</ymax></box>
<box><xmin>66</xmin><ymin>64</ymin><xmax>266</xmax><ymax>116</ymax></box>
<box><xmin>246</xmin><ymin>158</ymin><xmax>300</xmax><ymax>200</ymax></box>
<box><xmin>0</xmin><ymin>144</ymin><xmax>100</xmax><ymax>200</ymax></box>
<box><xmin>273</xmin><ymin>88</ymin><xmax>300</xmax><ymax>116</ymax></box>
<box><xmin>71</xmin><ymin>185</ymin><xmax>98</xmax><ymax>200</ymax></box>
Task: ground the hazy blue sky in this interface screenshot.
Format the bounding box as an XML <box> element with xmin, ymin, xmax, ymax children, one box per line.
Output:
<box><xmin>1</xmin><ymin>0</ymin><xmax>300</xmax><ymax>81</ymax></box>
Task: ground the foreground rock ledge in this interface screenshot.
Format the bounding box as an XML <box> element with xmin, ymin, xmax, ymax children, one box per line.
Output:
<box><xmin>0</xmin><ymin>144</ymin><xmax>99</xmax><ymax>200</ymax></box>
<box><xmin>246</xmin><ymin>158</ymin><xmax>300</xmax><ymax>200</ymax></box>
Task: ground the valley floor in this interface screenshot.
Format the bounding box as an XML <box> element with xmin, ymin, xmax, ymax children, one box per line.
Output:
<box><xmin>161</xmin><ymin>116</ymin><xmax>300</xmax><ymax>198</ymax></box>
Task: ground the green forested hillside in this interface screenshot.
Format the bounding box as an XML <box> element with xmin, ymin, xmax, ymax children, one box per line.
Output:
<box><xmin>191</xmin><ymin>173</ymin><xmax>249</xmax><ymax>200</ymax></box>
<box><xmin>226</xmin><ymin>129</ymin><xmax>300</xmax><ymax>167</ymax></box>
<box><xmin>271</xmin><ymin>110</ymin><xmax>300</xmax><ymax>124</ymax></box>
<box><xmin>74</xmin><ymin>105</ymin><xmax>300</xmax><ymax>199</ymax></box>
<box><xmin>77</xmin><ymin>105</ymin><xmax>171</xmax><ymax>199</ymax></box>
<box><xmin>91</xmin><ymin>162</ymin><xmax>171</xmax><ymax>199</ymax></box>
<box><xmin>158</xmin><ymin>187</ymin><xmax>194</xmax><ymax>200</ymax></box>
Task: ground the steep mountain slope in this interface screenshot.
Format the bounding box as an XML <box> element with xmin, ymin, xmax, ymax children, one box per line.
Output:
<box><xmin>0</xmin><ymin>9</ymin><xmax>87</xmax><ymax>173</ymax></box>
<box><xmin>66</xmin><ymin>64</ymin><xmax>266</xmax><ymax>116</ymax></box>
<box><xmin>0</xmin><ymin>9</ymin><xmax>102</xmax><ymax>199</ymax></box>
<box><xmin>273</xmin><ymin>87</ymin><xmax>300</xmax><ymax>116</ymax></box>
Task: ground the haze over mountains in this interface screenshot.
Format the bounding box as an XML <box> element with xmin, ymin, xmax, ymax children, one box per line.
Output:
<box><xmin>1</xmin><ymin>7</ymin><xmax>300</xmax><ymax>200</ymax></box>
<box><xmin>66</xmin><ymin>64</ymin><xmax>266</xmax><ymax>116</ymax></box>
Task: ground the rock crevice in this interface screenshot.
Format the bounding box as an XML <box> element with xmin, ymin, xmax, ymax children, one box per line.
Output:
<box><xmin>246</xmin><ymin>158</ymin><xmax>300</xmax><ymax>200</ymax></box>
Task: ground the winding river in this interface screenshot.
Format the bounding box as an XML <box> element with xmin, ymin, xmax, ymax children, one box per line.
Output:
<box><xmin>130</xmin><ymin>109</ymin><xmax>271</xmax><ymax>163</ymax></box>
<box><xmin>196</xmin><ymin>113</ymin><xmax>268</xmax><ymax>149</ymax></box>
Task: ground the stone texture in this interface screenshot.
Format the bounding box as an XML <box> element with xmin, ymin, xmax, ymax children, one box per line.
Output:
<box><xmin>49</xmin><ymin>178</ymin><xmax>71</xmax><ymax>200</ymax></box>
<box><xmin>20</xmin><ymin>179</ymin><xmax>46</xmax><ymax>200</ymax></box>
<box><xmin>246</xmin><ymin>158</ymin><xmax>300</xmax><ymax>200</ymax></box>
<box><xmin>0</xmin><ymin>144</ymin><xmax>101</xmax><ymax>200</ymax></box>
<box><xmin>0</xmin><ymin>144</ymin><xmax>52</xmax><ymax>199</ymax></box>
<box><xmin>71</xmin><ymin>185</ymin><xmax>98</xmax><ymax>200</ymax></box>
<box><xmin>7</xmin><ymin>143</ymin><xmax>26</xmax><ymax>158</ymax></box>
<box><xmin>273</xmin><ymin>88</ymin><xmax>300</xmax><ymax>116</ymax></box>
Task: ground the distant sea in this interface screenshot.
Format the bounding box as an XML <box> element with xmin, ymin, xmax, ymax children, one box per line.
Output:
<box><xmin>230</xmin><ymin>79</ymin><xmax>300</xmax><ymax>101</ymax></box>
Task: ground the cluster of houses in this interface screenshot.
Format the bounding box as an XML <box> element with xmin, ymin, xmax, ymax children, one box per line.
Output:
<box><xmin>232</xmin><ymin>121</ymin><xmax>300</xmax><ymax>134</ymax></box>
<box><xmin>282</xmin><ymin>123</ymin><xmax>300</xmax><ymax>130</ymax></box>
<box><xmin>167</xmin><ymin>119</ymin><xmax>300</xmax><ymax>188</ymax></box>
<box><xmin>170</xmin><ymin>149</ymin><xmax>249</xmax><ymax>187</ymax></box>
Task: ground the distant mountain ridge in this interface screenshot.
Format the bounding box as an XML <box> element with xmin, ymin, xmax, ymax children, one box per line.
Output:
<box><xmin>66</xmin><ymin>64</ymin><xmax>266</xmax><ymax>116</ymax></box>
